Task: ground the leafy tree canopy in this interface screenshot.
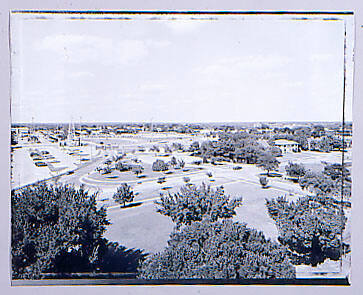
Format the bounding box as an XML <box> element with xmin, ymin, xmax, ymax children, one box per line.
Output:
<box><xmin>152</xmin><ymin>159</ymin><xmax>169</xmax><ymax>171</ymax></box>
<box><xmin>113</xmin><ymin>183</ymin><xmax>134</xmax><ymax>207</ymax></box>
<box><xmin>298</xmin><ymin>171</ymin><xmax>338</xmax><ymax>196</ymax></box>
<box><xmin>285</xmin><ymin>162</ymin><xmax>306</xmax><ymax>178</ymax></box>
<box><xmin>266</xmin><ymin>196</ymin><xmax>347</xmax><ymax>266</ymax></box>
<box><xmin>256</xmin><ymin>152</ymin><xmax>280</xmax><ymax>175</ymax></box>
<box><xmin>138</xmin><ymin>219</ymin><xmax>296</xmax><ymax>279</ymax></box>
<box><xmin>11</xmin><ymin>184</ymin><xmax>109</xmax><ymax>279</ymax></box>
<box><xmin>155</xmin><ymin>183</ymin><xmax>242</xmax><ymax>227</ymax></box>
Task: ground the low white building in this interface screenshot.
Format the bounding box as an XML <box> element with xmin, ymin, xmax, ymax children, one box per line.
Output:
<box><xmin>274</xmin><ymin>139</ymin><xmax>300</xmax><ymax>153</ymax></box>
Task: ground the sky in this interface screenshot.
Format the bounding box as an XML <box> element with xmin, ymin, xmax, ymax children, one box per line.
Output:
<box><xmin>10</xmin><ymin>13</ymin><xmax>354</xmax><ymax>123</ymax></box>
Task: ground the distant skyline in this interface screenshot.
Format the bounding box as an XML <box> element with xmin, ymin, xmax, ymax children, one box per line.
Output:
<box><xmin>10</xmin><ymin>13</ymin><xmax>354</xmax><ymax>124</ymax></box>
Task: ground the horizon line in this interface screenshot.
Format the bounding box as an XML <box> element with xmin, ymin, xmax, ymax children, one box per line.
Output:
<box><xmin>11</xmin><ymin>120</ymin><xmax>350</xmax><ymax>125</ymax></box>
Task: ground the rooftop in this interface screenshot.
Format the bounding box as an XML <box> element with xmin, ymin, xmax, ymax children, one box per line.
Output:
<box><xmin>274</xmin><ymin>139</ymin><xmax>299</xmax><ymax>145</ymax></box>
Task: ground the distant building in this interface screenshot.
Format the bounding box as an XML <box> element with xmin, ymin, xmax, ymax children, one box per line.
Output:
<box><xmin>274</xmin><ymin>139</ymin><xmax>300</xmax><ymax>153</ymax></box>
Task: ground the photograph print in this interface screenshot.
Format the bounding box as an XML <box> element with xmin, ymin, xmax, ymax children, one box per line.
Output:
<box><xmin>9</xmin><ymin>11</ymin><xmax>354</xmax><ymax>285</ymax></box>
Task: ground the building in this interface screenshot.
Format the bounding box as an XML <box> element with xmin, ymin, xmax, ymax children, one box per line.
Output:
<box><xmin>274</xmin><ymin>139</ymin><xmax>300</xmax><ymax>153</ymax></box>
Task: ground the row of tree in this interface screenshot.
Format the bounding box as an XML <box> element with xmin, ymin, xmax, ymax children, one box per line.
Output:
<box><xmin>190</xmin><ymin>132</ymin><xmax>281</xmax><ymax>175</ymax></box>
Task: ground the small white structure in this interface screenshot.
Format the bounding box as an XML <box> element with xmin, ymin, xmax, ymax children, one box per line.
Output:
<box><xmin>274</xmin><ymin>139</ymin><xmax>300</xmax><ymax>153</ymax></box>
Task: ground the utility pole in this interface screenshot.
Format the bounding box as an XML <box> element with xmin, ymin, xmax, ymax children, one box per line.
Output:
<box><xmin>31</xmin><ymin>116</ymin><xmax>34</xmax><ymax>135</ymax></box>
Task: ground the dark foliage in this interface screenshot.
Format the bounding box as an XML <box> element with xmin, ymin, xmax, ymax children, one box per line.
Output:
<box><xmin>113</xmin><ymin>183</ymin><xmax>134</xmax><ymax>207</ymax></box>
<box><xmin>155</xmin><ymin>183</ymin><xmax>242</xmax><ymax>227</ymax></box>
<box><xmin>150</xmin><ymin>145</ymin><xmax>160</xmax><ymax>152</ymax></box>
<box><xmin>310</xmin><ymin>136</ymin><xmax>343</xmax><ymax>152</ymax></box>
<box><xmin>11</xmin><ymin>131</ymin><xmax>18</xmax><ymax>145</ymax></box>
<box><xmin>298</xmin><ymin>171</ymin><xmax>338</xmax><ymax>196</ymax></box>
<box><xmin>285</xmin><ymin>162</ymin><xmax>306</xmax><ymax>178</ymax></box>
<box><xmin>266</xmin><ymin>196</ymin><xmax>346</xmax><ymax>266</ymax></box>
<box><xmin>138</xmin><ymin>219</ymin><xmax>296</xmax><ymax>279</ymax></box>
<box><xmin>256</xmin><ymin>152</ymin><xmax>280</xmax><ymax>176</ymax></box>
<box><xmin>323</xmin><ymin>163</ymin><xmax>350</xmax><ymax>182</ymax></box>
<box><xmin>115</xmin><ymin>161</ymin><xmax>132</xmax><ymax>172</ymax></box>
<box><xmin>188</xmin><ymin>141</ymin><xmax>200</xmax><ymax>152</ymax></box>
<box><xmin>11</xmin><ymin>184</ymin><xmax>109</xmax><ymax>279</ymax></box>
<box><xmin>191</xmin><ymin>132</ymin><xmax>268</xmax><ymax>164</ymax></box>
<box><xmin>95</xmin><ymin>241</ymin><xmax>146</xmax><ymax>273</ymax></box>
<box><xmin>157</xmin><ymin>177</ymin><xmax>166</xmax><ymax>184</ymax></box>
<box><xmin>152</xmin><ymin>159</ymin><xmax>169</xmax><ymax>171</ymax></box>
<box><xmin>259</xmin><ymin>176</ymin><xmax>268</xmax><ymax>188</ymax></box>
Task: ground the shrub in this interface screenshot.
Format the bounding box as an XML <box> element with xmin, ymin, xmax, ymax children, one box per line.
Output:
<box><xmin>157</xmin><ymin>177</ymin><xmax>166</xmax><ymax>184</ymax></box>
<box><xmin>101</xmin><ymin>166</ymin><xmax>112</xmax><ymax>174</ymax></box>
<box><xmin>164</xmin><ymin>145</ymin><xmax>172</xmax><ymax>153</ymax></box>
<box><xmin>132</xmin><ymin>166</ymin><xmax>144</xmax><ymax>176</ymax></box>
<box><xmin>188</xmin><ymin>141</ymin><xmax>200</xmax><ymax>152</ymax></box>
<box><xmin>115</xmin><ymin>162</ymin><xmax>131</xmax><ymax>172</ymax></box>
<box><xmin>206</xmin><ymin>172</ymin><xmax>213</xmax><ymax>177</ymax></box>
<box><xmin>183</xmin><ymin>177</ymin><xmax>191</xmax><ymax>183</ymax></box>
<box><xmin>259</xmin><ymin>176</ymin><xmax>268</xmax><ymax>188</ymax></box>
<box><xmin>150</xmin><ymin>145</ymin><xmax>160</xmax><ymax>152</ymax></box>
<box><xmin>171</xmin><ymin>142</ymin><xmax>183</xmax><ymax>151</ymax></box>
<box><xmin>152</xmin><ymin>159</ymin><xmax>169</xmax><ymax>171</ymax></box>
<box><xmin>323</xmin><ymin>163</ymin><xmax>350</xmax><ymax>181</ymax></box>
<box><xmin>178</xmin><ymin>159</ymin><xmax>185</xmax><ymax>169</ymax></box>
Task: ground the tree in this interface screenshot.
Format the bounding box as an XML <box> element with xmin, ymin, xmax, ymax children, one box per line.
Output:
<box><xmin>311</xmin><ymin>125</ymin><xmax>325</xmax><ymax>138</ymax></box>
<box><xmin>11</xmin><ymin>184</ymin><xmax>109</xmax><ymax>279</ymax></box>
<box><xmin>115</xmin><ymin>162</ymin><xmax>131</xmax><ymax>172</ymax></box>
<box><xmin>150</xmin><ymin>145</ymin><xmax>160</xmax><ymax>152</ymax></box>
<box><xmin>285</xmin><ymin>162</ymin><xmax>306</xmax><ymax>178</ymax></box>
<box><xmin>133</xmin><ymin>166</ymin><xmax>144</xmax><ymax>177</ymax></box>
<box><xmin>96</xmin><ymin>241</ymin><xmax>146</xmax><ymax>273</ymax></box>
<box><xmin>155</xmin><ymin>183</ymin><xmax>242</xmax><ymax>227</ymax></box>
<box><xmin>113</xmin><ymin>183</ymin><xmax>134</xmax><ymax>207</ymax></box>
<box><xmin>11</xmin><ymin>131</ymin><xmax>18</xmax><ymax>145</ymax></box>
<box><xmin>164</xmin><ymin>145</ymin><xmax>172</xmax><ymax>153</ymax></box>
<box><xmin>138</xmin><ymin>219</ymin><xmax>296</xmax><ymax>279</ymax></box>
<box><xmin>256</xmin><ymin>152</ymin><xmax>279</xmax><ymax>176</ymax></box>
<box><xmin>236</xmin><ymin>145</ymin><xmax>262</xmax><ymax>164</ymax></box>
<box><xmin>266</xmin><ymin>196</ymin><xmax>347</xmax><ymax>266</ymax></box>
<box><xmin>189</xmin><ymin>141</ymin><xmax>200</xmax><ymax>152</ymax></box>
<box><xmin>178</xmin><ymin>159</ymin><xmax>185</xmax><ymax>169</ymax></box>
<box><xmin>169</xmin><ymin>156</ymin><xmax>177</xmax><ymax>167</ymax></box>
<box><xmin>298</xmin><ymin>172</ymin><xmax>337</xmax><ymax>196</ymax></box>
<box><xmin>183</xmin><ymin>177</ymin><xmax>191</xmax><ymax>184</ymax></box>
<box><xmin>152</xmin><ymin>159</ymin><xmax>169</xmax><ymax>172</ymax></box>
<box><xmin>259</xmin><ymin>176</ymin><xmax>268</xmax><ymax>188</ymax></box>
<box><xmin>310</xmin><ymin>136</ymin><xmax>338</xmax><ymax>153</ymax></box>
<box><xmin>323</xmin><ymin>163</ymin><xmax>350</xmax><ymax>181</ymax></box>
<box><xmin>171</xmin><ymin>142</ymin><xmax>183</xmax><ymax>151</ymax></box>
